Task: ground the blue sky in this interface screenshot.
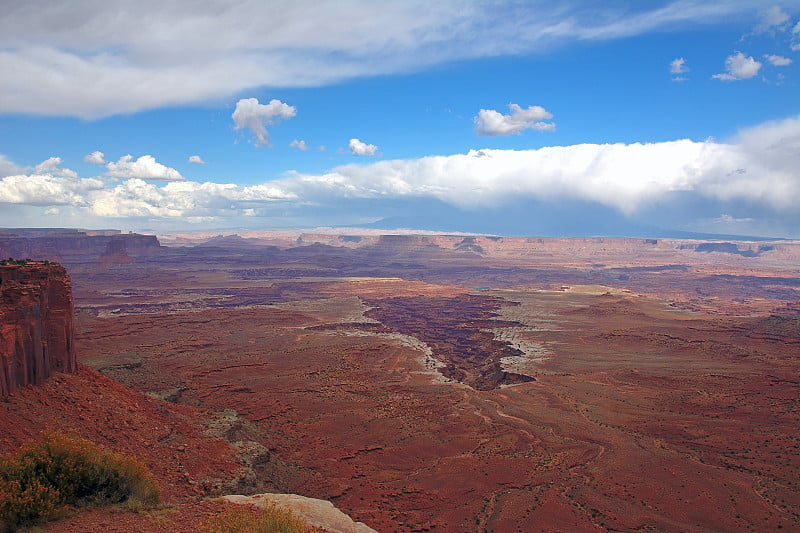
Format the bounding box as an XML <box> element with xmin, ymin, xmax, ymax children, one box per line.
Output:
<box><xmin>1</xmin><ymin>1</ymin><xmax>800</xmax><ymax>237</ymax></box>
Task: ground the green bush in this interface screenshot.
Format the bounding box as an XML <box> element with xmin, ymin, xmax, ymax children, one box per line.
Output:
<box><xmin>0</xmin><ymin>430</ymin><xmax>161</xmax><ymax>531</ymax></box>
<box><xmin>198</xmin><ymin>502</ymin><xmax>319</xmax><ymax>533</ymax></box>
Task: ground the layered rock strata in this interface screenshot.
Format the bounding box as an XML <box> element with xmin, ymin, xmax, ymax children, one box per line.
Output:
<box><xmin>0</xmin><ymin>262</ymin><xmax>76</xmax><ymax>396</ymax></box>
<box><xmin>0</xmin><ymin>229</ymin><xmax>160</xmax><ymax>262</ymax></box>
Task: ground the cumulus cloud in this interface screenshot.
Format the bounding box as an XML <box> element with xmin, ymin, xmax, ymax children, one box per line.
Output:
<box><xmin>34</xmin><ymin>157</ymin><xmax>63</xmax><ymax>174</ymax></box>
<box><xmin>0</xmin><ymin>1</ymin><xmax>768</xmax><ymax>118</ymax></box>
<box><xmin>669</xmin><ymin>57</ymin><xmax>689</xmax><ymax>81</ymax></box>
<box><xmin>290</xmin><ymin>140</ymin><xmax>308</xmax><ymax>151</ymax></box>
<box><xmin>105</xmin><ymin>155</ymin><xmax>184</xmax><ymax>181</ymax></box>
<box><xmin>0</xmin><ymin>175</ymin><xmax>84</xmax><ymax>206</ymax></box>
<box><xmin>670</xmin><ymin>57</ymin><xmax>689</xmax><ymax>74</ymax></box>
<box><xmin>764</xmin><ymin>54</ymin><xmax>792</xmax><ymax>66</ymax></box>
<box><xmin>285</xmin><ymin>143</ymin><xmax>714</xmax><ymax>214</ymax></box>
<box><xmin>0</xmin><ymin>155</ymin><xmax>20</xmax><ymax>178</ymax></box>
<box><xmin>474</xmin><ymin>104</ymin><xmax>555</xmax><ymax>136</ymax></box>
<box><xmin>0</xmin><ymin>167</ymin><xmax>104</xmax><ymax>206</ymax></box>
<box><xmin>232</xmin><ymin>98</ymin><xmax>296</xmax><ymax>147</ymax></box>
<box><xmin>280</xmin><ymin>115</ymin><xmax>800</xmax><ymax>216</ymax></box>
<box><xmin>349</xmin><ymin>138</ymin><xmax>378</xmax><ymax>156</ymax></box>
<box><xmin>188</xmin><ymin>155</ymin><xmax>206</xmax><ymax>164</ymax></box>
<box><xmin>84</xmin><ymin>151</ymin><xmax>107</xmax><ymax>165</ymax></box>
<box><xmin>34</xmin><ymin>157</ymin><xmax>78</xmax><ymax>179</ymax></box>
<box><xmin>670</xmin><ymin>57</ymin><xmax>689</xmax><ymax>81</ymax></box>
<box><xmin>2</xmin><ymin>114</ymin><xmax>800</xmax><ymax>236</ymax></box>
<box><xmin>712</xmin><ymin>52</ymin><xmax>762</xmax><ymax>81</ymax></box>
<box><xmin>89</xmin><ymin>179</ymin><xmax>296</xmax><ymax>219</ymax></box>
<box><xmin>793</xmin><ymin>21</ymin><xmax>800</xmax><ymax>50</ymax></box>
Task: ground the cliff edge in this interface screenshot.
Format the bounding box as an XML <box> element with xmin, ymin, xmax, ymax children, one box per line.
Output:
<box><xmin>0</xmin><ymin>261</ymin><xmax>76</xmax><ymax>396</ymax></box>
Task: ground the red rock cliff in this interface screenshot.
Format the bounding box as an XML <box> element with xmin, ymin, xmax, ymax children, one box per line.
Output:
<box><xmin>0</xmin><ymin>262</ymin><xmax>76</xmax><ymax>396</ymax></box>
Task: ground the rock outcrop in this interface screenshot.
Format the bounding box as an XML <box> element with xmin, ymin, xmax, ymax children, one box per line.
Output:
<box><xmin>221</xmin><ymin>494</ymin><xmax>377</xmax><ymax>533</ymax></box>
<box><xmin>0</xmin><ymin>262</ymin><xmax>76</xmax><ymax>396</ymax></box>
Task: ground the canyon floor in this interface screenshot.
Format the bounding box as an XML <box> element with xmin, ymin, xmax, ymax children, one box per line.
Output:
<box><xmin>3</xmin><ymin>233</ymin><xmax>799</xmax><ymax>531</ymax></box>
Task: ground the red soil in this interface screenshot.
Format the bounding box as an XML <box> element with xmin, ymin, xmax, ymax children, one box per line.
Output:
<box><xmin>4</xmin><ymin>233</ymin><xmax>800</xmax><ymax>532</ymax></box>
<box><xmin>71</xmin><ymin>289</ymin><xmax>800</xmax><ymax>531</ymax></box>
<box><xmin>0</xmin><ymin>367</ymin><xmax>242</xmax><ymax>501</ymax></box>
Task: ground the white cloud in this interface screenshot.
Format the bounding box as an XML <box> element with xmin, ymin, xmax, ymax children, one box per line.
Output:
<box><xmin>290</xmin><ymin>140</ymin><xmax>308</xmax><ymax>151</ymax></box>
<box><xmin>475</xmin><ymin>104</ymin><xmax>555</xmax><ymax>136</ymax></box>
<box><xmin>764</xmin><ymin>54</ymin><xmax>792</xmax><ymax>66</ymax></box>
<box><xmin>670</xmin><ymin>57</ymin><xmax>689</xmax><ymax>81</ymax></box>
<box><xmin>281</xmin><ymin>115</ymin><xmax>800</xmax><ymax>215</ymax></box>
<box><xmin>670</xmin><ymin>57</ymin><xmax>689</xmax><ymax>74</ymax></box>
<box><xmin>0</xmin><ymin>155</ymin><xmax>20</xmax><ymax>178</ymax></box>
<box><xmin>712</xmin><ymin>52</ymin><xmax>762</xmax><ymax>81</ymax></box>
<box><xmin>714</xmin><ymin>214</ymin><xmax>754</xmax><ymax>224</ymax></box>
<box><xmin>794</xmin><ymin>21</ymin><xmax>800</xmax><ymax>50</ymax></box>
<box><xmin>232</xmin><ymin>98</ymin><xmax>296</xmax><ymax>147</ymax></box>
<box><xmin>89</xmin><ymin>179</ymin><xmax>296</xmax><ymax>219</ymax></box>
<box><xmin>0</xmin><ymin>174</ymin><xmax>75</xmax><ymax>205</ymax></box>
<box><xmin>0</xmin><ymin>171</ymin><xmax>103</xmax><ymax>206</ymax></box>
<box><xmin>84</xmin><ymin>151</ymin><xmax>107</xmax><ymax>165</ymax></box>
<box><xmin>349</xmin><ymin>138</ymin><xmax>378</xmax><ymax>156</ymax></box>
<box><xmin>105</xmin><ymin>155</ymin><xmax>184</xmax><ymax>181</ymax></box>
<box><xmin>285</xmin><ymin>142</ymin><xmax>717</xmax><ymax>214</ymax></box>
<box><xmin>34</xmin><ymin>157</ymin><xmax>63</xmax><ymax>174</ymax></box>
<box><xmin>2</xmin><ymin>114</ymin><xmax>799</xmax><ymax>235</ymax></box>
<box><xmin>0</xmin><ymin>1</ymin><xmax>770</xmax><ymax>118</ymax></box>
<box><xmin>754</xmin><ymin>6</ymin><xmax>790</xmax><ymax>33</ymax></box>
<box><xmin>188</xmin><ymin>155</ymin><xmax>206</xmax><ymax>164</ymax></box>
<box><xmin>34</xmin><ymin>157</ymin><xmax>78</xmax><ymax>179</ymax></box>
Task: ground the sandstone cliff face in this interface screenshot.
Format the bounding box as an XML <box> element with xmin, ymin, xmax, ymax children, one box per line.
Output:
<box><xmin>0</xmin><ymin>263</ymin><xmax>76</xmax><ymax>396</ymax></box>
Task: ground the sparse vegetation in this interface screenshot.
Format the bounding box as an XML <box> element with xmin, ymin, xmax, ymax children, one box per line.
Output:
<box><xmin>0</xmin><ymin>430</ymin><xmax>161</xmax><ymax>532</ymax></box>
<box><xmin>0</xmin><ymin>258</ymin><xmax>46</xmax><ymax>266</ymax></box>
<box><xmin>198</xmin><ymin>502</ymin><xmax>319</xmax><ymax>533</ymax></box>
<box><xmin>0</xmin><ymin>258</ymin><xmax>32</xmax><ymax>266</ymax></box>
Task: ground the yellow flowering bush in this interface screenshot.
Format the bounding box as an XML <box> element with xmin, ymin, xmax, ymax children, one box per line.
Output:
<box><xmin>0</xmin><ymin>430</ymin><xmax>161</xmax><ymax>531</ymax></box>
<box><xmin>198</xmin><ymin>502</ymin><xmax>319</xmax><ymax>533</ymax></box>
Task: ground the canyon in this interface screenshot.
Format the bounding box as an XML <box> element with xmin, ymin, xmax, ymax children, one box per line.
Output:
<box><xmin>1</xmin><ymin>228</ymin><xmax>799</xmax><ymax>531</ymax></box>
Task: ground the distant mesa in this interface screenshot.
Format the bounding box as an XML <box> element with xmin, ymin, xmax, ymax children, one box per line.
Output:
<box><xmin>198</xmin><ymin>234</ymin><xmax>266</xmax><ymax>248</ymax></box>
<box><xmin>0</xmin><ymin>228</ymin><xmax>160</xmax><ymax>264</ymax></box>
<box><xmin>454</xmin><ymin>237</ymin><xmax>485</xmax><ymax>254</ymax></box>
<box><xmin>686</xmin><ymin>242</ymin><xmax>774</xmax><ymax>257</ymax></box>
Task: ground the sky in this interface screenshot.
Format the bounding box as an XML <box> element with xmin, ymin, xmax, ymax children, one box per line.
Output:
<box><xmin>1</xmin><ymin>0</ymin><xmax>800</xmax><ymax>238</ymax></box>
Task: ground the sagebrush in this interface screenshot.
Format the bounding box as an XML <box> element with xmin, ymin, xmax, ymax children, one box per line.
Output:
<box><xmin>0</xmin><ymin>429</ymin><xmax>161</xmax><ymax>532</ymax></box>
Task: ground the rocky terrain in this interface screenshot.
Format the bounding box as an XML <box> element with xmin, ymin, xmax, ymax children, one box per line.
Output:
<box><xmin>1</xmin><ymin>229</ymin><xmax>799</xmax><ymax>531</ymax></box>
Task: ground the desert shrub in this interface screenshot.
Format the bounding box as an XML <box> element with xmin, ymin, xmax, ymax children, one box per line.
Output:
<box><xmin>198</xmin><ymin>502</ymin><xmax>319</xmax><ymax>533</ymax></box>
<box><xmin>0</xmin><ymin>430</ymin><xmax>161</xmax><ymax>531</ymax></box>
